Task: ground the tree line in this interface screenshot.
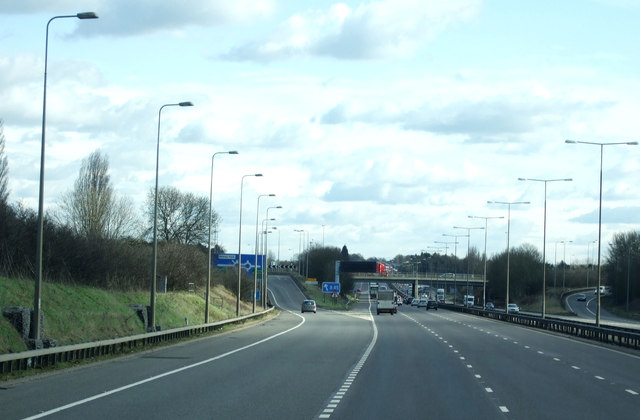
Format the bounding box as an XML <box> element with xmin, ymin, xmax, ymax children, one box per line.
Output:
<box><xmin>0</xmin><ymin>121</ymin><xmax>255</xmax><ymax>301</ymax></box>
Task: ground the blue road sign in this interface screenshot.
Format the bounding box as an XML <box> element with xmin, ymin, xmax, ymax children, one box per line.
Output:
<box><xmin>214</xmin><ymin>253</ymin><xmax>264</xmax><ymax>273</ymax></box>
<box><xmin>322</xmin><ymin>282</ymin><xmax>340</xmax><ymax>293</ymax></box>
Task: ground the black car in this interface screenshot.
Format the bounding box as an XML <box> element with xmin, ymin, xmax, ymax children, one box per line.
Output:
<box><xmin>405</xmin><ymin>297</ymin><xmax>414</xmax><ymax>305</ymax></box>
<box><xmin>426</xmin><ymin>299</ymin><xmax>438</xmax><ymax>311</ymax></box>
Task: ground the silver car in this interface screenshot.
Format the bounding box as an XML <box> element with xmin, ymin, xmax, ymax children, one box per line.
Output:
<box><xmin>507</xmin><ymin>303</ymin><xmax>520</xmax><ymax>313</ymax></box>
<box><xmin>301</xmin><ymin>299</ymin><xmax>316</xmax><ymax>313</ymax></box>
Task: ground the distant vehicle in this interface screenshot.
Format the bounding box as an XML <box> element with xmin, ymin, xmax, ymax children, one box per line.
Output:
<box><xmin>436</xmin><ymin>288</ymin><xmax>445</xmax><ymax>303</ymax></box>
<box><xmin>370</xmin><ymin>283</ymin><xmax>379</xmax><ymax>299</ymax></box>
<box><xmin>426</xmin><ymin>300</ymin><xmax>438</xmax><ymax>311</ymax></box>
<box><xmin>411</xmin><ymin>298</ymin><xmax>421</xmax><ymax>306</ymax></box>
<box><xmin>463</xmin><ymin>295</ymin><xmax>474</xmax><ymax>307</ymax></box>
<box><xmin>301</xmin><ymin>300</ymin><xmax>317</xmax><ymax>313</ymax></box>
<box><xmin>485</xmin><ymin>302</ymin><xmax>495</xmax><ymax>310</ymax></box>
<box><xmin>576</xmin><ymin>293</ymin><xmax>586</xmax><ymax>302</ymax></box>
<box><xmin>376</xmin><ymin>290</ymin><xmax>398</xmax><ymax>315</ymax></box>
<box><xmin>416</xmin><ymin>299</ymin><xmax>428</xmax><ymax>308</ymax></box>
<box><xmin>594</xmin><ymin>286</ymin><xmax>611</xmax><ymax>296</ymax></box>
<box><xmin>507</xmin><ymin>303</ymin><xmax>520</xmax><ymax>313</ymax></box>
<box><xmin>396</xmin><ymin>296</ymin><xmax>403</xmax><ymax>305</ymax></box>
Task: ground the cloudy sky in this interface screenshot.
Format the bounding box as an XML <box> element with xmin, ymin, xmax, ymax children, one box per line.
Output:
<box><xmin>1</xmin><ymin>0</ymin><xmax>639</xmax><ymax>266</ymax></box>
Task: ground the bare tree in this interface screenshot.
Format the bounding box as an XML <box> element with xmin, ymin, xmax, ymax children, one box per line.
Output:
<box><xmin>146</xmin><ymin>186</ymin><xmax>219</xmax><ymax>245</ymax></box>
<box><xmin>59</xmin><ymin>150</ymin><xmax>137</xmax><ymax>239</ymax></box>
<box><xmin>0</xmin><ymin>119</ymin><xmax>8</xmax><ymax>207</ymax></box>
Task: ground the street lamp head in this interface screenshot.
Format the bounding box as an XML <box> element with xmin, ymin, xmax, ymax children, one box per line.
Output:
<box><xmin>628</xmin><ymin>141</ymin><xmax>639</xmax><ymax>145</ymax></box>
<box><xmin>565</xmin><ymin>140</ymin><xmax>576</xmax><ymax>144</ymax></box>
<box><xmin>178</xmin><ymin>102</ymin><xmax>193</xmax><ymax>107</ymax></box>
<box><xmin>255</xmin><ymin>173</ymin><xmax>263</xmax><ymax>177</ymax></box>
<box><xmin>268</xmin><ymin>194</ymin><xmax>276</xmax><ymax>197</ymax></box>
<box><xmin>229</xmin><ymin>150</ymin><xmax>239</xmax><ymax>154</ymax></box>
<box><xmin>275</xmin><ymin>205</ymin><xmax>282</xmax><ymax>209</ymax></box>
<box><xmin>77</xmin><ymin>12</ymin><xmax>98</xmax><ymax>19</ymax></box>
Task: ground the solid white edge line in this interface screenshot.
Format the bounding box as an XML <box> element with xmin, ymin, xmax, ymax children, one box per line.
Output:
<box><xmin>23</xmin><ymin>296</ymin><xmax>305</xmax><ymax>419</ymax></box>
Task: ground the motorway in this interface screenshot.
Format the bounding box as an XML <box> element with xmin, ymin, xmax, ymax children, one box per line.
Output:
<box><xmin>1</xmin><ymin>275</ymin><xmax>639</xmax><ymax>419</ymax></box>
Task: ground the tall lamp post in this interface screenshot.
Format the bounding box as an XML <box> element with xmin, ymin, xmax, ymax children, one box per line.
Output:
<box><xmin>261</xmin><ymin>218</ymin><xmax>275</xmax><ymax>307</ymax></box>
<box><xmin>518</xmin><ymin>177</ymin><xmax>572</xmax><ymax>318</ymax></box>
<box><xmin>435</xmin><ymin>240</ymin><xmax>458</xmax><ymax>301</ymax></box>
<box><xmin>206</xmin><ymin>150</ymin><xmax>238</xmax><ymax>323</ymax></box>
<box><xmin>295</xmin><ymin>229</ymin><xmax>305</xmax><ymax>275</ymax></box>
<box><xmin>434</xmin><ymin>240</ymin><xmax>456</xmax><ymax>256</ymax></box>
<box><xmin>453</xmin><ymin>225</ymin><xmax>485</xmax><ymax>306</ymax></box>
<box><xmin>253</xmin><ymin>194</ymin><xmax>275</xmax><ymax>312</ymax></box>
<box><xmin>566</xmin><ymin>139</ymin><xmax>638</xmax><ymax>326</ymax></box>
<box><xmin>443</xmin><ymin>233</ymin><xmax>466</xmax><ymax>304</ymax></box>
<box><xmin>586</xmin><ymin>239</ymin><xmax>597</xmax><ymax>288</ymax></box>
<box><xmin>33</xmin><ymin>11</ymin><xmax>99</xmax><ymax>345</ymax></box>
<box><xmin>487</xmin><ymin>200</ymin><xmax>529</xmax><ymax>312</ymax></box>
<box><xmin>468</xmin><ymin>215</ymin><xmax>504</xmax><ymax>308</ymax></box>
<box><xmin>150</xmin><ymin>101</ymin><xmax>194</xmax><ymax>331</ymax></box>
<box><xmin>553</xmin><ymin>240</ymin><xmax>572</xmax><ymax>289</ymax></box>
<box><xmin>264</xmin><ymin>206</ymin><xmax>282</xmax><ymax>308</ymax></box>
<box><xmin>237</xmin><ymin>174</ymin><xmax>262</xmax><ymax>316</ymax></box>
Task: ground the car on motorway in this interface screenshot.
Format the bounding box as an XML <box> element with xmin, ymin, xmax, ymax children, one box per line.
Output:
<box><xmin>411</xmin><ymin>298</ymin><xmax>421</xmax><ymax>306</ymax></box>
<box><xmin>576</xmin><ymin>293</ymin><xmax>586</xmax><ymax>302</ymax></box>
<box><xmin>301</xmin><ymin>299</ymin><xmax>317</xmax><ymax>313</ymax></box>
<box><xmin>405</xmin><ymin>297</ymin><xmax>414</xmax><ymax>305</ymax></box>
<box><xmin>426</xmin><ymin>299</ymin><xmax>438</xmax><ymax>310</ymax></box>
<box><xmin>485</xmin><ymin>302</ymin><xmax>495</xmax><ymax>310</ymax></box>
<box><xmin>507</xmin><ymin>303</ymin><xmax>520</xmax><ymax>313</ymax></box>
<box><xmin>416</xmin><ymin>299</ymin><xmax>428</xmax><ymax>308</ymax></box>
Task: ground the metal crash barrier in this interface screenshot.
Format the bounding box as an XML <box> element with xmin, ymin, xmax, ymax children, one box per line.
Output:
<box><xmin>0</xmin><ymin>307</ymin><xmax>274</xmax><ymax>376</ymax></box>
<box><xmin>441</xmin><ymin>304</ymin><xmax>640</xmax><ymax>350</ymax></box>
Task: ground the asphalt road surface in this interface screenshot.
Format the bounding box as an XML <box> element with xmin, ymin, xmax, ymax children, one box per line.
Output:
<box><xmin>1</xmin><ymin>275</ymin><xmax>639</xmax><ymax>419</ymax></box>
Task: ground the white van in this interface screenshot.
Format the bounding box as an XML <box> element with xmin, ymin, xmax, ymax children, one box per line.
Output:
<box><xmin>463</xmin><ymin>295</ymin><xmax>474</xmax><ymax>307</ymax></box>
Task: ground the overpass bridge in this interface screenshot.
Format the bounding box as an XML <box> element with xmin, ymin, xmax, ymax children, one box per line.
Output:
<box><xmin>351</xmin><ymin>273</ymin><xmax>486</xmax><ymax>300</ymax></box>
<box><xmin>351</xmin><ymin>273</ymin><xmax>486</xmax><ymax>287</ymax></box>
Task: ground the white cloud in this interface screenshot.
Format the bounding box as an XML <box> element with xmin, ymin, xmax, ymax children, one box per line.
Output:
<box><xmin>1</xmin><ymin>0</ymin><xmax>275</xmax><ymax>36</ymax></box>
<box><xmin>222</xmin><ymin>0</ymin><xmax>481</xmax><ymax>61</ymax></box>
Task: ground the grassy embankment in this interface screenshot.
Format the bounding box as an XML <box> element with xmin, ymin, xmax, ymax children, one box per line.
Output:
<box><xmin>287</xmin><ymin>273</ymin><xmax>356</xmax><ymax>310</ymax></box>
<box><xmin>0</xmin><ymin>275</ymin><xmax>258</xmax><ymax>355</ymax></box>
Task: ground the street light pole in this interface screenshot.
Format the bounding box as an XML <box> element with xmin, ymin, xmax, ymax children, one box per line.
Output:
<box><xmin>562</xmin><ymin>240</ymin><xmax>572</xmax><ymax>289</ymax></box>
<box><xmin>453</xmin><ymin>225</ymin><xmax>484</xmax><ymax>306</ymax></box>
<box><xmin>33</xmin><ymin>11</ymin><xmax>98</xmax><ymax>345</ymax></box>
<box><xmin>586</xmin><ymin>239</ymin><xmax>597</xmax><ymax>288</ymax></box>
<box><xmin>566</xmin><ymin>139</ymin><xmax>638</xmax><ymax>326</ymax></box>
<box><xmin>264</xmin><ymin>206</ymin><xmax>282</xmax><ymax>307</ymax></box>
<box><xmin>443</xmin><ymin>233</ymin><xmax>466</xmax><ymax>304</ymax></box>
<box><xmin>487</xmin><ymin>200</ymin><xmax>530</xmax><ymax>312</ymax></box>
<box><xmin>435</xmin><ymin>240</ymin><xmax>458</xmax><ymax>301</ymax></box>
<box><xmin>237</xmin><ymin>173</ymin><xmax>262</xmax><ymax>316</ymax></box>
<box><xmin>253</xmin><ymin>194</ymin><xmax>275</xmax><ymax>313</ymax></box>
<box><xmin>149</xmin><ymin>101</ymin><xmax>193</xmax><ymax>331</ymax></box>
<box><xmin>206</xmin><ymin>150</ymin><xmax>238</xmax><ymax>323</ymax></box>
<box><xmin>261</xmin><ymin>218</ymin><xmax>275</xmax><ymax>307</ymax></box>
<box><xmin>468</xmin><ymin>216</ymin><xmax>503</xmax><ymax>308</ymax></box>
<box><xmin>295</xmin><ymin>229</ymin><xmax>305</xmax><ymax>275</ymax></box>
<box><xmin>518</xmin><ymin>177</ymin><xmax>572</xmax><ymax>318</ymax></box>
